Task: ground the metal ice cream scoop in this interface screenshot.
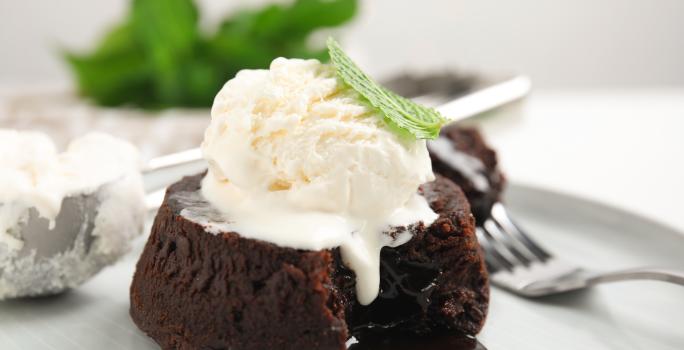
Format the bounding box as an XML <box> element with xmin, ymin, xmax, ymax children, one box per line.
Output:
<box><xmin>0</xmin><ymin>148</ymin><xmax>206</xmax><ymax>300</ymax></box>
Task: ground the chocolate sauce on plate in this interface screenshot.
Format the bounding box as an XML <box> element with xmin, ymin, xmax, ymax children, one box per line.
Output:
<box><xmin>348</xmin><ymin>332</ymin><xmax>486</xmax><ymax>350</ymax></box>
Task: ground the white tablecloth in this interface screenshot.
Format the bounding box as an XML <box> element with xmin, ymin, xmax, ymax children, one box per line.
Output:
<box><xmin>478</xmin><ymin>88</ymin><xmax>684</xmax><ymax>234</ymax></box>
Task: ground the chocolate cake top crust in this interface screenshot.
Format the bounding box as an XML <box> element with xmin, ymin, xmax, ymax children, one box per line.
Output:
<box><xmin>130</xmin><ymin>173</ymin><xmax>489</xmax><ymax>350</ymax></box>
<box><xmin>429</xmin><ymin>126</ymin><xmax>505</xmax><ymax>224</ymax></box>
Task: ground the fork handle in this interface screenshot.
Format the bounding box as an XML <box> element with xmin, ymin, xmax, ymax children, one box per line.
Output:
<box><xmin>586</xmin><ymin>267</ymin><xmax>684</xmax><ymax>287</ymax></box>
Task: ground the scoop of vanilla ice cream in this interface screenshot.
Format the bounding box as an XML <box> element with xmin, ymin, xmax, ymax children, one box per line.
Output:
<box><xmin>199</xmin><ymin>58</ymin><xmax>438</xmax><ymax>305</ymax></box>
<box><xmin>202</xmin><ymin>58</ymin><xmax>434</xmax><ymax>218</ymax></box>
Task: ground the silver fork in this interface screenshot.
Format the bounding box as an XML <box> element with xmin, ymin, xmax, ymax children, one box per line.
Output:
<box><xmin>477</xmin><ymin>203</ymin><xmax>684</xmax><ymax>297</ymax></box>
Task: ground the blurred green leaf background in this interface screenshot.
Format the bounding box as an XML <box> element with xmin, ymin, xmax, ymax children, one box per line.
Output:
<box><xmin>65</xmin><ymin>0</ymin><xmax>358</xmax><ymax>109</ymax></box>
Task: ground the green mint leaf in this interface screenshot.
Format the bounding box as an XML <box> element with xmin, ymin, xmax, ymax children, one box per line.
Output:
<box><xmin>65</xmin><ymin>49</ymin><xmax>153</xmax><ymax>107</ymax></box>
<box><xmin>131</xmin><ymin>0</ymin><xmax>200</xmax><ymax>104</ymax></box>
<box><xmin>327</xmin><ymin>37</ymin><xmax>447</xmax><ymax>139</ymax></box>
<box><xmin>63</xmin><ymin>21</ymin><xmax>154</xmax><ymax>107</ymax></box>
<box><xmin>92</xmin><ymin>22</ymin><xmax>138</xmax><ymax>57</ymax></box>
<box><xmin>131</xmin><ymin>0</ymin><xmax>199</xmax><ymax>57</ymax></box>
<box><xmin>287</xmin><ymin>0</ymin><xmax>358</xmax><ymax>37</ymax></box>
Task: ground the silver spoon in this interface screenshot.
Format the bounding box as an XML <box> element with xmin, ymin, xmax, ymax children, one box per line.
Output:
<box><xmin>0</xmin><ymin>148</ymin><xmax>206</xmax><ymax>300</ymax></box>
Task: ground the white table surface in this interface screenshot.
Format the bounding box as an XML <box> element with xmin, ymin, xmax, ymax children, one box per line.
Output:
<box><xmin>477</xmin><ymin>87</ymin><xmax>684</xmax><ymax>235</ymax></box>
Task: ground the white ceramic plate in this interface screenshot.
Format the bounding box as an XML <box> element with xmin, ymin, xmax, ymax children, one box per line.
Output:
<box><xmin>1</xmin><ymin>184</ymin><xmax>682</xmax><ymax>350</ymax></box>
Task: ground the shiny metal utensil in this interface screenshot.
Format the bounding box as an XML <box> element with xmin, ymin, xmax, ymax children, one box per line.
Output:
<box><xmin>434</xmin><ymin>76</ymin><xmax>531</xmax><ymax>122</ymax></box>
<box><xmin>0</xmin><ymin>149</ymin><xmax>206</xmax><ymax>300</ymax></box>
<box><xmin>383</xmin><ymin>72</ymin><xmax>531</xmax><ymax>115</ymax></box>
<box><xmin>478</xmin><ymin>203</ymin><xmax>684</xmax><ymax>297</ymax></box>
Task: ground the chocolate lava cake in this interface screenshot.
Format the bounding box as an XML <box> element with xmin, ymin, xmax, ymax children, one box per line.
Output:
<box><xmin>130</xmin><ymin>173</ymin><xmax>488</xmax><ymax>350</ymax></box>
<box><xmin>429</xmin><ymin>126</ymin><xmax>505</xmax><ymax>224</ymax></box>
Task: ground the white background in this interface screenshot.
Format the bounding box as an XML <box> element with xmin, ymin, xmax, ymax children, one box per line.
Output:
<box><xmin>1</xmin><ymin>0</ymin><xmax>683</xmax><ymax>87</ymax></box>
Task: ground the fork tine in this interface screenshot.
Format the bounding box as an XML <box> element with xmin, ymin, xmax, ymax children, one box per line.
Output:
<box><xmin>476</xmin><ymin>228</ymin><xmax>513</xmax><ymax>272</ymax></box>
<box><xmin>483</xmin><ymin>219</ymin><xmax>534</xmax><ymax>266</ymax></box>
<box><xmin>479</xmin><ymin>220</ymin><xmax>525</xmax><ymax>269</ymax></box>
<box><xmin>490</xmin><ymin>203</ymin><xmax>551</xmax><ymax>261</ymax></box>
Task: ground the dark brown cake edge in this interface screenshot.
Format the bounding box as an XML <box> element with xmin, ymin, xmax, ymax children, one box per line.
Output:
<box><xmin>333</xmin><ymin>174</ymin><xmax>489</xmax><ymax>337</ymax></box>
<box><xmin>130</xmin><ymin>173</ymin><xmax>489</xmax><ymax>349</ymax></box>
<box><xmin>130</xmin><ymin>174</ymin><xmax>348</xmax><ymax>350</ymax></box>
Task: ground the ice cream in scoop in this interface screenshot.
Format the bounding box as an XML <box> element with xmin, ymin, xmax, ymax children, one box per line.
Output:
<box><xmin>0</xmin><ymin>130</ymin><xmax>144</xmax><ymax>299</ymax></box>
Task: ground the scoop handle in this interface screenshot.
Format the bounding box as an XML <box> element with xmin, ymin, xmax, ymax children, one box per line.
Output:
<box><xmin>436</xmin><ymin>75</ymin><xmax>531</xmax><ymax>123</ymax></box>
<box><xmin>142</xmin><ymin>148</ymin><xmax>206</xmax><ymax>193</ymax></box>
<box><xmin>144</xmin><ymin>148</ymin><xmax>203</xmax><ymax>173</ymax></box>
